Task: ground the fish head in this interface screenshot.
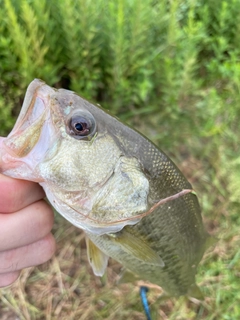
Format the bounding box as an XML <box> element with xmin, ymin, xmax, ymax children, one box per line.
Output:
<box><xmin>0</xmin><ymin>79</ymin><xmax>150</xmax><ymax>234</ymax></box>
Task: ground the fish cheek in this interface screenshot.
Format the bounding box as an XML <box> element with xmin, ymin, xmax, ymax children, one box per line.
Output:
<box><xmin>90</xmin><ymin>156</ymin><xmax>150</xmax><ymax>223</ymax></box>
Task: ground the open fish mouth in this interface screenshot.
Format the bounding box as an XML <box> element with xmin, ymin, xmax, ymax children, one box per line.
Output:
<box><xmin>10</xmin><ymin>80</ymin><xmax>48</xmax><ymax>134</ymax></box>
<box><xmin>3</xmin><ymin>97</ymin><xmax>46</xmax><ymax>158</ymax></box>
<box><xmin>0</xmin><ymin>80</ymin><xmax>58</xmax><ymax>178</ymax></box>
<box><xmin>3</xmin><ymin>80</ymin><xmax>49</xmax><ymax>159</ymax></box>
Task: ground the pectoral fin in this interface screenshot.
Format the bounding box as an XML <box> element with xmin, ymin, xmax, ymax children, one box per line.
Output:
<box><xmin>86</xmin><ymin>236</ymin><xmax>109</xmax><ymax>277</ymax></box>
<box><xmin>108</xmin><ymin>230</ymin><xmax>164</xmax><ymax>267</ymax></box>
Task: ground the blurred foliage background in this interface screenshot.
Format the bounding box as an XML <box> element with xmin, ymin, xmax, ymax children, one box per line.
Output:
<box><xmin>0</xmin><ymin>0</ymin><xmax>239</xmax><ymax>319</ymax></box>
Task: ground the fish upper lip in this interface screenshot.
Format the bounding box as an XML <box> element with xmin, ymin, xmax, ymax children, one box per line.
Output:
<box><xmin>11</xmin><ymin>79</ymin><xmax>58</xmax><ymax>134</ymax></box>
<box><xmin>11</xmin><ymin>80</ymin><xmax>47</xmax><ymax>131</ymax></box>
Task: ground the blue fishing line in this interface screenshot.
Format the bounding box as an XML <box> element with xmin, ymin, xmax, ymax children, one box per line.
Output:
<box><xmin>140</xmin><ymin>286</ymin><xmax>152</xmax><ymax>320</ymax></box>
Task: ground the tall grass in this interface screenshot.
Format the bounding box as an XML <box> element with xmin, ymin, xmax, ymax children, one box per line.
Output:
<box><xmin>0</xmin><ymin>0</ymin><xmax>239</xmax><ymax>319</ymax></box>
<box><xmin>0</xmin><ymin>0</ymin><xmax>239</xmax><ymax>146</ymax></box>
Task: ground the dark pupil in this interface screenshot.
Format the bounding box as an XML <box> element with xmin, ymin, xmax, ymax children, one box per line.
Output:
<box><xmin>70</xmin><ymin>116</ymin><xmax>91</xmax><ymax>136</ymax></box>
<box><xmin>75</xmin><ymin>122</ymin><xmax>83</xmax><ymax>132</ymax></box>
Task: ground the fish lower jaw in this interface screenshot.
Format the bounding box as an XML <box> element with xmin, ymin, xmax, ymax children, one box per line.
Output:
<box><xmin>57</xmin><ymin>204</ymin><xmax>142</xmax><ymax>235</ymax></box>
<box><xmin>41</xmin><ymin>183</ymin><xmax>142</xmax><ymax>235</ymax></box>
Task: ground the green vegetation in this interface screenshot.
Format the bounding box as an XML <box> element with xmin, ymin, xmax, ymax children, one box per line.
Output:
<box><xmin>0</xmin><ymin>0</ymin><xmax>239</xmax><ymax>319</ymax></box>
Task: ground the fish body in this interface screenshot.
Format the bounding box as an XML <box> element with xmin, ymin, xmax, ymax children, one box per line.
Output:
<box><xmin>0</xmin><ymin>79</ymin><xmax>210</xmax><ymax>297</ymax></box>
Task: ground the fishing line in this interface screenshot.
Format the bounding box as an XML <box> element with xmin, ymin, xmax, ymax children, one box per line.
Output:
<box><xmin>140</xmin><ymin>286</ymin><xmax>152</xmax><ymax>320</ymax></box>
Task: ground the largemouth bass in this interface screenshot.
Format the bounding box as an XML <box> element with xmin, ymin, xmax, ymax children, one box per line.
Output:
<box><xmin>0</xmin><ymin>79</ymin><xmax>212</xmax><ymax>297</ymax></box>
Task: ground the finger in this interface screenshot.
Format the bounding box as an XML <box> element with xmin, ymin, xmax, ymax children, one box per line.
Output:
<box><xmin>0</xmin><ymin>271</ymin><xmax>20</xmax><ymax>288</ymax></box>
<box><xmin>0</xmin><ymin>234</ymin><xmax>56</xmax><ymax>274</ymax></box>
<box><xmin>0</xmin><ymin>200</ymin><xmax>54</xmax><ymax>251</ymax></box>
<box><xmin>0</xmin><ymin>174</ymin><xmax>45</xmax><ymax>213</ymax></box>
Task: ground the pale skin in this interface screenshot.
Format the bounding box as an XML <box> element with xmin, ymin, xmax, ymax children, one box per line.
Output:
<box><xmin>0</xmin><ymin>174</ymin><xmax>56</xmax><ymax>287</ymax></box>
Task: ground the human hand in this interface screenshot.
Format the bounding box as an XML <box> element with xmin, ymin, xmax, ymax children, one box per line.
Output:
<box><xmin>0</xmin><ymin>174</ymin><xmax>56</xmax><ymax>287</ymax></box>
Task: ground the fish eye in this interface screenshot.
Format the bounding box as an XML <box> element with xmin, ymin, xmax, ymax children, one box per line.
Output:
<box><xmin>67</xmin><ymin>111</ymin><xmax>96</xmax><ymax>140</ymax></box>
